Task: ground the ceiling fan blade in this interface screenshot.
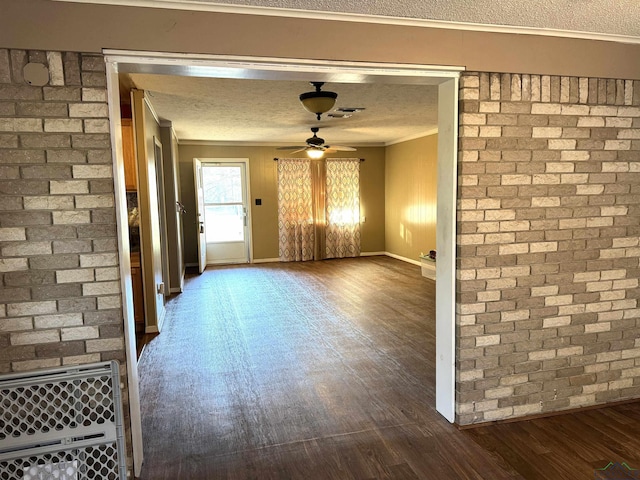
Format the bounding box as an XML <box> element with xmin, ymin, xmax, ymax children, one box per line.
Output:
<box><xmin>276</xmin><ymin>145</ymin><xmax>306</xmax><ymax>150</ymax></box>
<box><xmin>289</xmin><ymin>148</ymin><xmax>308</xmax><ymax>155</ymax></box>
<box><xmin>325</xmin><ymin>145</ymin><xmax>357</xmax><ymax>152</ymax></box>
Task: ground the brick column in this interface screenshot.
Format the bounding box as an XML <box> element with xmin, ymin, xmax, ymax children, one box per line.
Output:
<box><xmin>456</xmin><ymin>72</ymin><xmax>640</xmax><ymax>424</ymax></box>
<box><xmin>0</xmin><ymin>49</ymin><xmax>132</xmax><ymax>469</ymax></box>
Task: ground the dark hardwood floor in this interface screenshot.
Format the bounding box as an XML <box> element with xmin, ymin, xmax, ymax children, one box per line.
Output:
<box><xmin>137</xmin><ymin>256</ymin><xmax>640</xmax><ymax>479</ymax></box>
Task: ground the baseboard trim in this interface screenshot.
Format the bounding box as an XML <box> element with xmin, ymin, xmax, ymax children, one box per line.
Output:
<box><xmin>199</xmin><ymin>253</ymin><xmax>422</xmax><ymax>266</ymax></box>
<box><xmin>455</xmin><ymin>397</ymin><xmax>640</xmax><ymax>430</ymax></box>
<box><xmin>252</xmin><ymin>257</ymin><xmax>280</xmax><ymax>264</ymax></box>
<box><xmin>384</xmin><ymin>251</ymin><xmax>421</xmax><ymax>267</ymax></box>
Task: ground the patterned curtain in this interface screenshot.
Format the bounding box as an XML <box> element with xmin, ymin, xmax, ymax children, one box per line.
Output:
<box><xmin>325</xmin><ymin>159</ymin><xmax>361</xmax><ymax>258</ymax></box>
<box><xmin>277</xmin><ymin>159</ymin><xmax>314</xmax><ymax>261</ymax></box>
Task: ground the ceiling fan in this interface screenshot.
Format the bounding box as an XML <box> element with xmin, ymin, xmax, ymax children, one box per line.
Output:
<box><xmin>277</xmin><ymin>127</ymin><xmax>356</xmax><ymax>159</ymax></box>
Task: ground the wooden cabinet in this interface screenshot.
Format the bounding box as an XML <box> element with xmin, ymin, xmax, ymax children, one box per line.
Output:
<box><xmin>121</xmin><ymin>118</ymin><xmax>137</xmax><ymax>191</ymax></box>
<box><xmin>130</xmin><ymin>252</ymin><xmax>145</xmax><ymax>333</ymax></box>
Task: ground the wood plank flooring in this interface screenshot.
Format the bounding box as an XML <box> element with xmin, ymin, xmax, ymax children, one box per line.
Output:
<box><xmin>137</xmin><ymin>256</ymin><xmax>640</xmax><ymax>479</ymax></box>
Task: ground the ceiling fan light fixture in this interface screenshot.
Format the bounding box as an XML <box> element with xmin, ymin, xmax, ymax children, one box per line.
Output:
<box><xmin>299</xmin><ymin>82</ymin><xmax>337</xmax><ymax>120</ymax></box>
<box><xmin>306</xmin><ymin>148</ymin><xmax>325</xmax><ymax>159</ymax></box>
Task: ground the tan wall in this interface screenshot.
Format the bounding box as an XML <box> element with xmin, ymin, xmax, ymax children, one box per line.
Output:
<box><xmin>385</xmin><ymin>135</ymin><xmax>438</xmax><ymax>261</ymax></box>
<box><xmin>178</xmin><ymin>145</ymin><xmax>385</xmax><ymax>263</ymax></box>
<box><xmin>2</xmin><ymin>1</ymin><xmax>640</xmax><ymax>80</ymax></box>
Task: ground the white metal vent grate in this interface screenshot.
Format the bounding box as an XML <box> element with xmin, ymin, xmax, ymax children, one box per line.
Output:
<box><xmin>0</xmin><ymin>362</ymin><xmax>126</xmax><ymax>480</ymax></box>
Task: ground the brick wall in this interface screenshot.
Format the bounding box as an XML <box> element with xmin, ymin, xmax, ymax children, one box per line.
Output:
<box><xmin>0</xmin><ymin>49</ymin><xmax>132</xmax><ymax>467</ymax></box>
<box><xmin>457</xmin><ymin>72</ymin><xmax>640</xmax><ymax>424</ymax></box>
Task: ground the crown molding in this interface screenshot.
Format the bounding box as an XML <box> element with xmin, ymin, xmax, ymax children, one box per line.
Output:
<box><xmin>55</xmin><ymin>0</ymin><xmax>640</xmax><ymax>45</ymax></box>
<box><xmin>386</xmin><ymin>128</ymin><xmax>438</xmax><ymax>146</ymax></box>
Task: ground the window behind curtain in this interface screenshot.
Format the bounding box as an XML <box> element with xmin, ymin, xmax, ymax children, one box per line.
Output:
<box><xmin>325</xmin><ymin>159</ymin><xmax>361</xmax><ymax>259</ymax></box>
<box><xmin>277</xmin><ymin>158</ymin><xmax>361</xmax><ymax>261</ymax></box>
<box><xmin>277</xmin><ymin>158</ymin><xmax>314</xmax><ymax>261</ymax></box>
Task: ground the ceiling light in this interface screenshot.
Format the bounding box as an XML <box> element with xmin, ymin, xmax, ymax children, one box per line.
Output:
<box><xmin>306</xmin><ymin>148</ymin><xmax>325</xmax><ymax>159</ymax></box>
<box><xmin>299</xmin><ymin>82</ymin><xmax>337</xmax><ymax>121</ymax></box>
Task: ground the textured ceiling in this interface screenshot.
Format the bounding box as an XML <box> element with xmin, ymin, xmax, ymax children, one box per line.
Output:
<box><xmin>127</xmin><ymin>74</ymin><xmax>439</xmax><ymax>144</ymax></box>
<box><xmin>118</xmin><ymin>0</ymin><xmax>639</xmax><ymax>143</ymax></box>
<box><xmin>141</xmin><ymin>0</ymin><xmax>640</xmax><ymax>38</ymax></box>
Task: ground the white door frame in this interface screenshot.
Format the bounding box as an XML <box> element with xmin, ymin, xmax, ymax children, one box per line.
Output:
<box><xmin>105</xmin><ymin>63</ymin><xmax>145</xmax><ymax>478</ymax></box>
<box><xmin>105</xmin><ymin>51</ymin><xmax>461</xmax><ymax>476</ymax></box>
<box><xmin>152</xmin><ymin>137</ymin><xmax>171</xmax><ymax>297</ymax></box>
<box><xmin>193</xmin><ymin>158</ymin><xmax>207</xmax><ymax>273</ymax></box>
<box><xmin>197</xmin><ymin>158</ymin><xmax>253</xmax><ymax>265</ymax></box>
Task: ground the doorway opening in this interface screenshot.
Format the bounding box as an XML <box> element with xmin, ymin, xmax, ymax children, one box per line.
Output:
<box><xmin>105</xmin><ymin>52</ymin><xmax>460</xmax><ymax>476</ymax></box>
<box><xmin>153</xmin><ymin>138</ymin><xmax>171</xmax><ymax>296</ymax></box>
<box><xmin>198</xmin><ymin>159</ymin><xmax>252</xmax><ymax>266</ymax></box>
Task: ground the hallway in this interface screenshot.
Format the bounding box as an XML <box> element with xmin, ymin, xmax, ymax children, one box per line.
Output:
<box><xmin>137</xmin><ymin>257</ymin><xmax>640</xmax><ymax>479</ymax></box>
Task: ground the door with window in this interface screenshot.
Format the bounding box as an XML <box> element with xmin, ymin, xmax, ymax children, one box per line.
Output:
<box><xmin>201</xmin><ymin>161</ymin><xmax>251</xmax><ymax>264</ymax></box>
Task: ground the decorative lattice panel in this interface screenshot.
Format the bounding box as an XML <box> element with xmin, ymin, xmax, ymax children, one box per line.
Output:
<box><xmin>0</xmin><ymin>362</ymin><xmax>126</xmax><ymax>480</ymax></box>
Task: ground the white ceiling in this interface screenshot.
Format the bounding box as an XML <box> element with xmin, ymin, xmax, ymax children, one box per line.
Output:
<box><xmin>127</xmin><ymin>74</ymin><xmax>439</xmax><ymax>145</ymax></box>
<box><xmin>194</xmin><ymin>0</ymin><xmax>640</xmax><ymax>38</ymax></box>
<box><xmin>66</xmin><ymin>0</ymin><xmax>640</xmax><ymax>39</ymax></box>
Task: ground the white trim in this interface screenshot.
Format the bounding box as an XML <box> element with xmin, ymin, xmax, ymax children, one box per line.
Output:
<box><xmin>143</xmin><ymin>95</ymin><xmax>160</xmax><ymax>124</ymax></box>
<box><xmin>152</xmin><ymin>136</ymin><xmax>172</xmax><ymax>303</ymax></box>
<box><xmin>206</xmin><ymin>259</ymin><xmax>249</xmax><ymax>265</ymax></box>
<box><xmin>386</xmin><ymin>128</ymin><xmax>438</xmax><ymax>146</ymax></box>
<box><xmin>105</xmin><ymin>62</ymin><xmax>144</xmax><ymax>477</ymax></box>
<box><xmin>145</xmin><ymin>295</ymin><xmax>167</xmax><ymax>333</ymax></box>
<box><xmin>63</xmin><ymin>0</ymin><xmax>640</xmax><ymax>45</ymax></box>
<box><xmin>360</xmin><ymin>251</ymin><xmax>386</xmax><ymax>257</ymax></box>
<box><xmin>435</xmin><ymin>78</ymin><xmax>459</xmax><ymax>423</ymax></box>
<box><xmin>252</xmin><ymin>257</ymin><xmax>280</xmax><ymax>264</ymax></box>
<box><xmin>384</xmin><ymin>252</ymin><xmax>422</xmax><ymax>267</ymax></box>
<box><xmin>103</xmin><ymin>51</ymin><xmax>464</xmax><ymax>80</ymax></box>
<box><xmin>197</xmin><ymin>158</ymin><xmax>253</xmax><ymax>265</ymax></box>
<box><xmin>170</xmin><ymin>286</ymin><xmax>183</xmax><ymax>293</ymax></box>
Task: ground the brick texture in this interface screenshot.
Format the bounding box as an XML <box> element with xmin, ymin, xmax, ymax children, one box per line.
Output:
<box><xmin>457</xmin><ymin>73</ymin><xmax>640</xmax><ymax>425</ymax></box>
<box><xmin>0</xmin><ymin>50</ymin><xmax>132</xmax><ymax>467</ymax></box>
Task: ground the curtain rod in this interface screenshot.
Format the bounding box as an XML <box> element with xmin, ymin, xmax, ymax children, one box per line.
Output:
<box><xmin>273</xmin><ymin>158</ymin><xmax>365</xmax><ymax>162</ymax></box>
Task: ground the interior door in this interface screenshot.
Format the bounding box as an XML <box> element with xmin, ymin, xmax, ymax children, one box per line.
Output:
<box><xmin>202</xmin><ymin>162</ymin><xmax>250</xmax><ymax>265</ymax></box>
<box><xmin>153</xmin><ymin>138</ymin><xmax>170</xmax><ymax>297</ymax></box>
<box><xmin>193</xmin><ymin>158</ymin><xmax>207</xmax><ymax>274</ymax></box>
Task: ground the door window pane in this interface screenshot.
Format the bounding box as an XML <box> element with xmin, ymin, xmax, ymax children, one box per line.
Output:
<box><xmin>205</xmin><ymin>205</ymin><xmax>244</xmax><ymax>242</ymax></box>
<box><xmin>203</xmin><ymin>166</ymin><xmax>242</xmax><ymax>204</ymax></box>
